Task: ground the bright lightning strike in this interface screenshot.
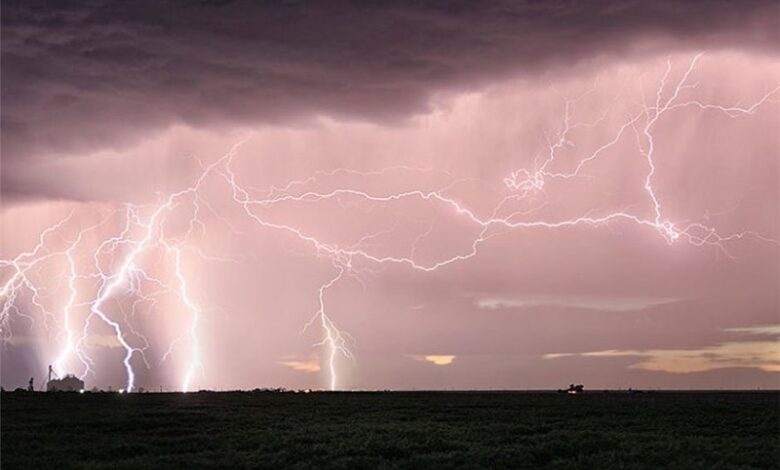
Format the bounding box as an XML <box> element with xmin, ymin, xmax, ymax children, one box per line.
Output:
<box><xmin>1</xmin><ymin>54</ymin><xmax>777</xmax><ymax>392</ymax></box>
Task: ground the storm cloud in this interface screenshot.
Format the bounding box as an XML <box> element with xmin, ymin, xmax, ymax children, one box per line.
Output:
<box><xmin>2</xmin><ymin>0</ymin><xmax>778</xmax><ymax>171</ymax></box>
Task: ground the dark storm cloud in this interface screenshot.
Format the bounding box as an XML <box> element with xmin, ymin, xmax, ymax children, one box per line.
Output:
<box><xmin>1</xmin><ymin>0</ymin><xmax>777</xmax><ymax>184</ymax></box>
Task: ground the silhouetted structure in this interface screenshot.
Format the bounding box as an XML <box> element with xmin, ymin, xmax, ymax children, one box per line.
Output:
<box><xmin>567</xmin><ymin>384</ymin><xmax>584</xmax><ymax>394</ymax></box>
<box><xmin>46</xmin><ymin>364</ymin><xmax>84</xmax><ymax>392</ymax></box>
<box><xmin>47</xmin><ymin>374</ymin><xmax>84</xmax><ymax>392</ymax></box>
<box><xmin>27</xmin><ymin>377</ymin><xmax>34</xmax><ymax>392</ymax></box>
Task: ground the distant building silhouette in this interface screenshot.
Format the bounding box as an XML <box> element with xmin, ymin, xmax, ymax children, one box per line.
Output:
<box><xmin>46</xmin><ymin>364</ymin><xmax>84</xmax><ymax>392</ymax></box>
<box><xmin>47</xmin><ymin>375</ymin><xmax>84</xmax><ymax>392</ymax></box>
<box><xmin>567</xmin><ymin>384</ymin><xmax>584</xmax><ymax>394</ymax></box>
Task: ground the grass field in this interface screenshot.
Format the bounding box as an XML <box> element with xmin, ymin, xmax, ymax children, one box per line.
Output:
<box><xmin>1</xmin><ymin>391</ymin><xmax>778</xmax><ymax>469</ymax></box>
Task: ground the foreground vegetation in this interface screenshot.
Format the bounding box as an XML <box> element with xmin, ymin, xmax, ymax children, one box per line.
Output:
<box><xmin>2</xmin><ymin>391</ymin><xmax>777</xmax><ymax>469</ymax></box>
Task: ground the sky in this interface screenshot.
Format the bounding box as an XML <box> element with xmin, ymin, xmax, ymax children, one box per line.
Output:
<box><xmin>1</xmin><ymin>0</ymin><xmax>779</xmax><ymax>391</ymax></box>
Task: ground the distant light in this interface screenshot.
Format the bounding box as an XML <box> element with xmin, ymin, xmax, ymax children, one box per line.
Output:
<box><xmin>79</xmin><ymin>389</ymin><xmax>85</xmax><ymax>394</ymax></box>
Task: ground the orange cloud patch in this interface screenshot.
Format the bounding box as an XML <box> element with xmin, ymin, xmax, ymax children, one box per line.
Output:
<box><xmin>410</xmin><ymin>355</ymin><xmax>456</xmax><ymax>366</ymax></box>
<box><xmin>545</xmin><ymin>341</ymin><xmax>780</xmax><ymax>373</ymax></box>
<box><xmin>278</xmin><ymin>359</ymin><xmax>320</xmax><ymax>373</ymax></box>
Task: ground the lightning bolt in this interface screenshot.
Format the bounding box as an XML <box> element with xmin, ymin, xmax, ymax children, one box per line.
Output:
<box><xmin>1</xmin><ymin>213</ymin><xmax>74</xmax><ymax>335</ymax></box>
<box><xmin>169</xmin><ymin>245</ymin><xmax>202</xmax><ymax>392</ymax></box>
<box><xmin>1</xmin><ymin>54</ymin><xmax>777</xmax><ymax>392</ymax></box>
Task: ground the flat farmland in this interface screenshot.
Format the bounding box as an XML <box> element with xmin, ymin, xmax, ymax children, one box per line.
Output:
<box><xmin>1</xmin><ymin>391</ymin><xmax>777</xmax><ymax>469</ymax></box>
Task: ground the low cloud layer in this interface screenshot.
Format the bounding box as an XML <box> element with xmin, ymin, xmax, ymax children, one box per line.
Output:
<box><xmin>545</xmin><ymin>340</ymin><xmax>780</xmax><ymax>373</ymax></box>
<box><xmin>475</xmin><ymin>295</ymin><xmax>682</xmax><ymax>312</ymax></box>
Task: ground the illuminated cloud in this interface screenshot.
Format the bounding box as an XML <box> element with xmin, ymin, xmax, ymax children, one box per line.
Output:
<box><xmin>475</xmin><ymin>295</ymin><xmax>681</xmax><ymax>312</ymax></box>
<box><xmin>410</xmin><ymin>355</ymin><xmax>456</xmax><ymax>366</ymax></box>
<box><xmin>545</xmin><ymin>341</ymin><xmax>780</xmax><ymax>373</ymax></box>
<box><xmin>723</xmin><ymin>324</ymin><xmax>780</xmax><ymax>336</ymax></box>
<box><xmin>278</xmin><ymin>359</ymin><xmax>321</xmax><ymax>373</ymax></box>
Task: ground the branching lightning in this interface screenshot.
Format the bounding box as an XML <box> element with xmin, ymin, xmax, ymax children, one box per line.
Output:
<box><xmin>1</xmin><ymin>55</ymin><xmax>777</xmax><ymax>392</ymax></box>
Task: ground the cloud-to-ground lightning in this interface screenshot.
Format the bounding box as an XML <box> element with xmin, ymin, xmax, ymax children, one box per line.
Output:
<box><xmin>1</xmin><ymin>54</ymin><xmax>777</xmax><ymax>392</ymax></box>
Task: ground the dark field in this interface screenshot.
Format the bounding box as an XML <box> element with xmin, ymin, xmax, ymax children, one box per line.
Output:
<box><xmin>1</xmin><ymin>391</ymin><xmax>778</xmax><ymax>469</ymax></box>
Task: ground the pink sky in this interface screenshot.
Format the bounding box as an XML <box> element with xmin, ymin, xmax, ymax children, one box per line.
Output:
<box><xmin>1</xmin><ymin>4</ymin><xmax>779</xmax><ymax>391</ymax></box>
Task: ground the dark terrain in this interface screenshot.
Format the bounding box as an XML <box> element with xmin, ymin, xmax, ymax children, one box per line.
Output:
<box><xmin>1</xmin><ymin>391</ymin><xmax>778</xmax><ymax>469</ymax></box>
